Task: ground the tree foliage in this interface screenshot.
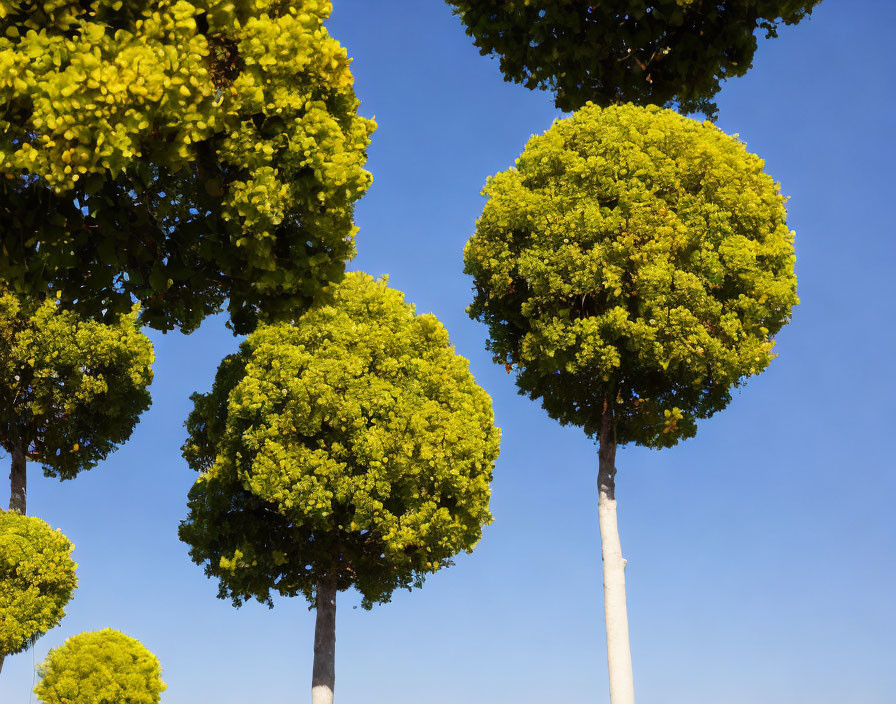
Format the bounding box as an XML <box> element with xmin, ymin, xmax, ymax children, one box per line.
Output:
<box><xmin>0</xmin><ymin>290</ymin><xmax>153</xmax><ymax>480</ymax></box>
<box><xmin>180</xmin><ymin>272</ymin><xmax>501</xmax><ymax>608</ymax></box>
<box><xmin>34</xmin><ymin>629</ymin><xmax>166</xmax><ymax>704</ymax></box>
<box><xmin>464</xmin><ymin>104</ymin><xmax>798</xmax><ymax>447</ymax></box>
<box><xmin>447</xmin><ymin>0</ymin><xmax>821</xmax><ymax>117</ymax></box>
<box><xmin>0</xmin><ymin>511</ymin><xmax>77</xmax><ymax>661</ymax></box>
<box><xmin>0</xmin><ymin>0</ymin><xmax>375</xmax><ymax>333</ymax></box>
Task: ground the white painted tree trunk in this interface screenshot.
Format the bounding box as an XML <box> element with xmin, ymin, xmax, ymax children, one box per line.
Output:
<box><xmin>311</xmin><ymin>575</ymin><xmax>337</xmax><ymax>704</ymax></box>
<box><xmin>598</xmin><ymin>403</ymin><xmax>635</xmax><ymax>704</ymax></box>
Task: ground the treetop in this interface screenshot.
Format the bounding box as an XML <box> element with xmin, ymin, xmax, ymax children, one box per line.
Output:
<box><xmin>465</xmin><ymin>103</ymin><xmax>798</xmax><ymax>448</ymax></box>
<box><xmin>0</xmin><ymin>291</ymin><xmax>154</xmax><ymax>480</ymax></box>
<box><xmin>0</xmin><ymin>511</ymin><xmax>78</xmax><ymax>660</ymax></box>
<box><xmin>34</xmin><ymin>628</ymin><xmax>166</xmax><ymax>704</ymax></box>
<box><xmin>180</xmin><ymin>272</ymin><xmax>501</xmax><ymax>608</ymax></box>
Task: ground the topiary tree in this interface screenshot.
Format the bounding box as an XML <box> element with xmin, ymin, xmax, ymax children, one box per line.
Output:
<box><xmin>447</xmin><ymin>0</ymin><xmax>821</xmax><ymax>117</ymax></box>
<box><xmin>34</xmin><ymin>628</ymin><xmax>166</xmax><ymax>704</ymax></box>
<box><xmin>179</xmin><ymin>272</ymin><xmax>501</xmax><ymax>704</ymax></box>
<box><xmin>0</xmin><ymin>0</ymin><xmax>375</xmax><ymax>333</ymax></box>
<box><xmin>0</xmin><ymin>290</ymin><xmax>154</xmax><ymax>515</ymax></box>
<box><xmin>0</xmin><ymin>510</ymin><xmax>78</xmax><ymax>675</ymax></box>
<box><xmin>463</xmin><ymin>103</ymin><xmax>798</xmax><ymax>703</ymax></box>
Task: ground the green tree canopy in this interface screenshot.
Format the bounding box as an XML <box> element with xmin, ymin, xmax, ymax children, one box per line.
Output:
<box><xmin>447</xmin><ymin>0</ymin><xmax>821</xmax><ymax>117</ymax></box>
<box><xmin>0</xmin><ymin>511</ymin><xmax>77</xmax><ymax>672</ymax></box>
<box><xmin>465</xmin><ymin>103</ymin><xmax>798</xmax><ymax>447</ymax></box>
<box><xmin>0</xmin><ymin>290</ymin><xmax>154</xmax><ymax>514</ymax></box>
<box><xmin>0</xmin><ymin>0</ymin><xmax>375</xmax><ymax>333</ymax></box>
<box><xmin>179</xmin><ymin>272</ymin><xmax>501</xmax><ymax>608</ymax></box>
<box><xmin>34</xmin><ymin>629</ymin><xmax>166</xmax><ymax>704</ymax></box>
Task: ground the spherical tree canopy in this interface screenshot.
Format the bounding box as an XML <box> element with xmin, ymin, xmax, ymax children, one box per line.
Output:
<box><xmin>465</xmin><ymin>104</ymin><xmax>798</xmax><ymax>448</ymax></box>
<box><xmin>34</xmin><ymin>629</ymin><xmax>166</xmax><ymax>704</ymax></box>
<box><xmin>0</xmin><ymin>0</ymin><xmax>375</xmax><ymax>333</ymax></box>
<box><xmin>447</xmin><ymin>0</ymin><xmax>820</xmax><ymax>117</ymax></box>
<box><xmin>180</xmin><ymin>272</ymin><xmax>501</xmax><ymax>608</ymax></box>
<box><xmin>0</xmin><ymin>291</ymin><xmax>153</xmax><ymax>479</ymax></box>
<box><xmin>0</xmin><ymin>511</ymin><xmax>77</xmax><ymax>659</ymax></box>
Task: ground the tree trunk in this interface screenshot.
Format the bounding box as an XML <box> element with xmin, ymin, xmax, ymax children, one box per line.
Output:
<box><xmin>597</xmin><ymin>402</ymin><xmax>635</xmax><ymax>704</ymax></box>
<box><xmin>8</xmin><ymin>444</ymin><xmax>26</xmax><ymax>515</ymax></box>
<box><xmin>2</xmin><ymin>445</ymin><xmax>26</xmax><ymax>676</ymax></box>
<box><xmin>311</xmin><ymin>574</ymin><xmax>337</xmax><ymax>704</ymax></box>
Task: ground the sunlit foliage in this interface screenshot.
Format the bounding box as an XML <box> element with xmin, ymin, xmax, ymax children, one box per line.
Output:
<box><xmin>465</xmin><ymin>103</ymin><xmax>798</xmax><ymax>446</ymax></box>
<box><xmin>0</xmin><ymin>0</ymin><xmax>375</xmax><ymax>332</ymax></box>
<box><xmin>180</xmin><ymin>272</ymin><xmax>501</xmax><ymax>608</ymax></box>
<box><xmin>34</xmin><ymin>629</ymin><xmax>166</xmax><ymax>704</ymax></box>
<box><xmin>0</xmin><ymin>290</ymin><xmax>153</xmax><ymax>497</ymax></box>
<box><xmin>0</xmin><ymin>511</ymin><xmax>77</xmax><ymax>664</ymax></box>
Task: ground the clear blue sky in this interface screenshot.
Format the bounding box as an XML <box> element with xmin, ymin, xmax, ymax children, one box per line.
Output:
<box><xmin>3</xmin><ymin>1</ymin><xmax>894</xmax><ymax>702</ymax></box>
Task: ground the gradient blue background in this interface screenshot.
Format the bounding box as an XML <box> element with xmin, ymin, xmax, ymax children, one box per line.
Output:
<box><xmin>3</xmin><ymin>1</ymin><xmax>894</xmax><ymax>702</ymax></box>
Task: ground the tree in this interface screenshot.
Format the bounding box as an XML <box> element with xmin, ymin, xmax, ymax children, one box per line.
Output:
<box><xmin>463</xmin><ymin>103</ymin><xmax>798</xmax><ymax>702</ymax></box>
<box><xmin>0</xmin><ymin>0</ymin><xmax>375</xmax><ymax>333</ymax></box>
<box><xmin>0</xmin><ymin>291</ymin><xmax>153</xmax><ymax>515</ymax></box>
<box><xmin>33</xmin><ymin>628</ymin><xmax>166</xmax><ymax>704</ymax></box>
<box><xmin>0</xmin><ymin>510</ymin><xmax>78</xmax><ymax>675</ymax></box>
<box><xmin>447</xmin><ymin>0</ymin><xmax>821</xmax><ymax>117</ymax></box>
<box><xmin>179</xmin><ymin>272</ymin><xmax>501</xmax><ymax>704</ymax></box>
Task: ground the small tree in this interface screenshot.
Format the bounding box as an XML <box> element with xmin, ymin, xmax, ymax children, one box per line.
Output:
<box><xmin>0</xmin><ymin>291</ymin><xmax>153</xmax><ymax>515</ymax></box>
<box><xmin>447</xmin><ymin>0</ymin><xmax>821</xmax><ymax>117</ymax></box>
<box><xmin>464</xmin><ymin>104</ymin><xmax>798</xmax><ymax>703</ymax></box>
<box><xmin>0</xmin><ymin>0</ymin><xmax>374</xmax><ymax>333</ymax></box>
<box><xmin>180</xmin><ymin>272</ymin><xmax>500</xmax><ymax>703</ymax></box>
<box><xmin>0</xmin><ymin>510</ymin><xmax>78</xmax><ymax>675</ymax></box>
<box><xmin>34</xmin><ymin>628</ymin><xmax>166</xmax><ymax>704</ymax></box>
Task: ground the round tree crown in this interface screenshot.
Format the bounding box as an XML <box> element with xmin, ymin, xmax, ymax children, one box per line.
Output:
<box><xmin>0</xmin><ymin>511</ymin><xmax>78</xmax><ymax>659</ymax></box>
<box><xmin>447</xmin><ymin>0</ymin><xmax>821</xmax><ymax>117</ymax></box>
<box><xmin>180</xmin><ymin>272</ymin><xmax>501</xmax><ymax>608</ymax></box>
<box><xmin>34</xmin><ymin>629</ymin><xmax>166</xmax><ymax>704</ymax></box>
<box><xmin>0</xmin><ymin>0</ymin><xmax>375</xmax><ymax>332</ymax></box>
<box><xmin>0</xmin><ymin>291</ymin><xmax>154</xmax><ymax>479</ymax></box>
<box><xmin>465</xmin><ymin>104</ymin><xmax>798</xmax><ymax>448</ymax></box>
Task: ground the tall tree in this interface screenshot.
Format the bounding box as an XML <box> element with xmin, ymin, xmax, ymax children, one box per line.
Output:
<box><xmin>0</xmin><ymin>0</ymin><xmax>375</xmax><ymax>333</ymax></box>
<box><xmin>180</xmin><ymin>272</ymin><xmax>501</xmax><ymax>704</ymax></box>
<box><xmin>0</xmin><ymin>510</ymin><xmax>78</xmax><ymax>675</ymax></box>
<box><xmin>447</xmin><ymin>0</ymin><xmax>821</xmax><ymax>117</ymax></box>
<box><xmin>463</xmin><ymin>104</ymin><xmax>798</xmax><ymax>702</ymax></box>
<box><xmin>0</xmin><ymin>290</ymin><xmax>153</xmax><ymax>515</ymax></box>
<box><xmin>34</xmin><ymin>629</ymin><xmax>166</xmax><ymax>704</ymax></box>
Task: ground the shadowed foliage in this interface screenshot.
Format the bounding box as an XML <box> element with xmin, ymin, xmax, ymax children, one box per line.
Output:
<box><xmin>447</xmin><ymin>0</ymin><xmax>821</xmax><ymax>117</ymax></box>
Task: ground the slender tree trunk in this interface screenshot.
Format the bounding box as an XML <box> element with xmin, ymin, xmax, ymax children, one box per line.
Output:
<box><xmin>0</xmin><ymin>445</ymin><xmax>28</xmax><ymax>672</ymax></box>
<box><xmin>9</xmin><ymin>444</ymin><xmax>26</xmax><ymax>515</ymax></box>
<box><xmin>311</xmin><ymin>574</ymin><xmax>337</xmax><ymax>704</ymax></box>
<box><xmin>597</xmin><ymin>401</ymin><xmax>635</xmax><ymax>704</ymax></box>
<box><xmin>2</xmin><ymin>446</ymin><xmax>25</xmax><ymax>675</ymax></box>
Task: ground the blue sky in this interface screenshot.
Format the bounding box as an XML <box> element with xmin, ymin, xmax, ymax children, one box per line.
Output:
<box><xmin>3</xmin><ymin>1</ymin><xmax>894</xmax><ymax>702</ymax></box>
